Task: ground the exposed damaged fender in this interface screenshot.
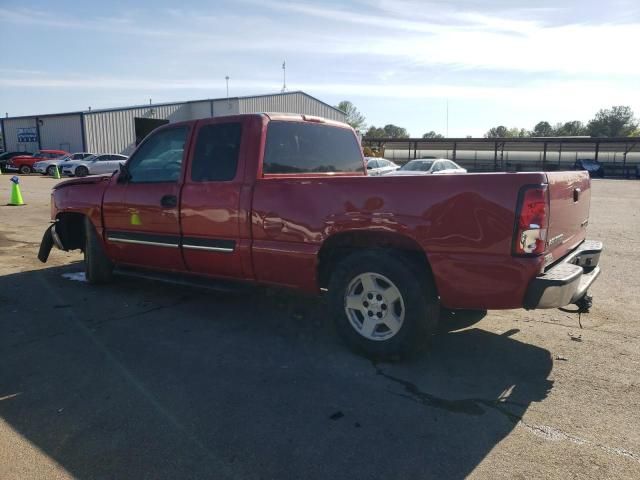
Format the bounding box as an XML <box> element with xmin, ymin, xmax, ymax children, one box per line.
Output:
<box><xmin>38</xmin><ymin>223</ymin><xmax>67</xmax><ymax>263</ymax></box>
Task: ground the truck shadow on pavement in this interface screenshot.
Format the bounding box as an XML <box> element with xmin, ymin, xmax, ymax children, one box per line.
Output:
<box><xmin>0</xmin><ymin>264</ymin><xmax>553</xmax><ymax>480</ymax></box>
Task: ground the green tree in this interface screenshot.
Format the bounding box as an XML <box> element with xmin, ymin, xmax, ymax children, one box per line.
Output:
<box><xmin>336</xmin><ymin>100</ymin><xmax>366</xmax><ymax>131</ymax></box>
<box><xmin>554</xmin><ymin>120</ymin><xmax>587</xmax><ymax>136</ymax></box>
<box><xmin>382</xmin><ymin>124</ymin><xmax>409</xmax><ymax>138</ymax></box>
<box><xmin>508</xmin><ymin>127</ymin><xmax>530</xmax><ymax>138</ymax></box>
<box><xmin>532</xmin><ymin>121</ymin><xmax>555</xmax><ymax>137</ymax></box>
<box><xmin>485</xmin><ymin>126</ymin><xmax>530</xmax><ymax>138</ymax></box>
<box><xmin>587</xmin><ymin>106</ymin><xmax>638</xmax><ymax>137</ymax></box>
<box><xmin>485</xmin><ymin>126</ymin><xmax>509</xmax><ymax>138</ymax></box>
<box><xmin>365</xmin><ymin>126</ymin><xmax>386</xmax><ymax>138</ymax></box>
<box><xmin>422</xmin><ymin>131</ymin><xmax>444</xmax><ymax>139</ymax></box>
<box><xmin>365</xmin><ymin>124</ymin><xmax>409</xmax><ymax>138</ymax></box>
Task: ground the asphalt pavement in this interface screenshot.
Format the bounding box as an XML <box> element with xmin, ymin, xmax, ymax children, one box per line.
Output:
<box><xmin>1</xmin><ymin>175</ymin><xmax>639</xmax><ymax>479</ymax></box>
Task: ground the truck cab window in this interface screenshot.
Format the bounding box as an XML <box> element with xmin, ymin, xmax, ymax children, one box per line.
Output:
<box><xmin>127</xmin><ymin>127</ymin><xmax>189</xmax><ymax>183</ymax></box>
<box><xmin>191</xmin><ymin>123</ymin><xmax>242</xmax><ymax>182</ymax></box>
<box><xmin>263</xmin><ymin>121</ymin><xmax>364</xmax><ymax>174</ymax></box>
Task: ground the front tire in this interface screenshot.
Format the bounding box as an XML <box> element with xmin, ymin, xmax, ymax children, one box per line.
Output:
<box><xmin>76</xmin><ymin>166</ymin><xmax>89</xmax><ymax>177</ymax></box>
<box><xmin>84</xmin><ymin>218</ymin><xmax>114</xmax><ymax>284</ymax></box>
<box><xmin>328</xmin><ymin>250</ymin><xmax>439</xmax><ymax>358</ymax></box>
<box><xmin>19</xmin><ymin>165</ymin><xmax>31</xmax><ymax>175</ymax></box>
<box><xmin>46</xmin><ymin>165</ymin><xmax>56</xmax><ymax>176</ymax></box>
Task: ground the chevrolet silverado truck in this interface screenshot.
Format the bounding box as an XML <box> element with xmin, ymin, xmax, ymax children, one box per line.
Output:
<box><xmin>38</xmin><ymin>113</ymin><xmax>603</xmax><ymax>357</ymax></box>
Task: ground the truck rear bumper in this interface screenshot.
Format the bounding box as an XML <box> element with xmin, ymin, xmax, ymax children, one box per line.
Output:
<box><xmin>524</xmin><ymin>240</ymin><xmax>603</xmax><ymax>309</ymax></box>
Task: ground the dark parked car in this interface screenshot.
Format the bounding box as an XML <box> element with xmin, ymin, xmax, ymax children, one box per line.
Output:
<box><xmin>0</xmin><ymin>151</ymin><xmax>33</xmax><ymax>172</ymax></box>
<box><xmin>574</xmin><ymin>159</ymin><xmax>604</xmax><ymax>178</ymax></box>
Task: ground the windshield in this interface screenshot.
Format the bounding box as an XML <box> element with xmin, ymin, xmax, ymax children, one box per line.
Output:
<box><xmin>400</xmin><ymin>160</ymin><xmax>434</xmax><ymax>171</ymax></box>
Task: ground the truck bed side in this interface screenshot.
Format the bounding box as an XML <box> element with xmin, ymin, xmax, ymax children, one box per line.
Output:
<box><xmin>250</xmin><ymin>172</ymin><xmax>549</xmax><ymax>310</ymax></box>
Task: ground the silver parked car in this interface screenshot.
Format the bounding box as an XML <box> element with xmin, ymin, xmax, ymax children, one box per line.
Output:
<box><xmin>365</xmin><ymin>157</ymin><xmax>400</xmax><ymax>176</ymax></box>
<box><xmin>33</xmin><ymin>152</ymin><xmax>94</xmax><ymax>175</ymax></box>
<box><xmin>61</xmin><ymin>153</ymin><xmax>129</xmax><ymax>177</ymax></box>
<box><xmin>386</xmin><ymin>158</ymin><xmax>467</xmax><ymax>176</ymax></box>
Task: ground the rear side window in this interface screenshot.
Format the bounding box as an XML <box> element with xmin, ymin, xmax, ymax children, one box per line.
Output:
<box><xmin>263</xmin><ymin>122</ymin><xmax>363</xmax><ymax>174</ymax></box>
<box><xmin>191</xmin><ymin>123</ymin><xmax>242</xmax><ymax>182</ymax></box>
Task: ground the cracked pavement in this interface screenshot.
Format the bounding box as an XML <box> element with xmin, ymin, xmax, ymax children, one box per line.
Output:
<box><xmin>1</xmin><ymin>176</ymin><xmax>639</xmax><ymax>479</ymax></box>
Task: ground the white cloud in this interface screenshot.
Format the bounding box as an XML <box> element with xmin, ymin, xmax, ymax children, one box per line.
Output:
<box><xmin>2</xmin><ymin>3</ymin><xmax>639</xmax><ymax>76</ymax></box>
<box><xmin>1</xmin><ymin>1</ymin><xmax>638</xmax><ymax>128</ymax></box>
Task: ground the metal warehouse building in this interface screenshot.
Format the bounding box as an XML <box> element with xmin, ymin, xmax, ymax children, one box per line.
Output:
<box><xmin>1</xmin><ymin>91</ymin><xmax>346</xmax><ymax>155</ymax></box>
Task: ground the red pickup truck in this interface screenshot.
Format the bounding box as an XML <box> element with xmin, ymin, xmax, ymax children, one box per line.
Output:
<box><xmin>38</xmin><ymin>113</ymin><xmax>602</xmax><ymax>357</ymax></box>
<box><xmin>6</xmin><ymin>149</ymin><xmax>69</xmax><ymax>174</ymax></box>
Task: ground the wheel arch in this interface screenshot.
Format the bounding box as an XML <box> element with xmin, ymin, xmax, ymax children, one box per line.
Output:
<box><xmin>54</xmin><ymin>212</ymin><xmax>87</xmax><ymax>251</ymax></box>
<box><xmin>317</xmin><ymin>230</ymin><xmax>438</xmax><ymax>296</ymax></box>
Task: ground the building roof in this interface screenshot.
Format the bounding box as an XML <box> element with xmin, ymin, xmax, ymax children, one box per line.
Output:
<box><xmin>2</xmin><ymin>91</ymin><xmax>344</xmax><ymax>120</ymax></box>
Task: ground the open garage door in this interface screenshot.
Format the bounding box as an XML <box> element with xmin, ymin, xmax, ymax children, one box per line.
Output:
<box><xmin>134</xmin><ymin>117</ymin><xmax>169</xmax><ymax>146</ymax></box>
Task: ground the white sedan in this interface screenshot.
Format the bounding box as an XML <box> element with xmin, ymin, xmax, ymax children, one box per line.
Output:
<box><xmin>386</xmin><ymin>158</ymin><xmax>467</xmax><ymax>176</ymax></box>
<box><xmin>33</xmin><ymin>152</ymin><xmax>94</xmax><ymax>175</ymax></box>
<box><xmin>365</xmin><ymin>157</ymin><xmax>400</xmax><ymax>176</ymax></box>
<box><xmin>61</xmin><ymin>154</ymin><xmax>128</xmax><ymax>177</ymax></box>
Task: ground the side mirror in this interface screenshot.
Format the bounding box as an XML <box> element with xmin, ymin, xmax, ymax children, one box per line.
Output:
<box><xmin>366</xmin><ymin>164</ymin><xmax>372</xmax><ymax>169</ymax></box>
<box><xmin>117</xmin><ymin>163</ymin><xmax>131</xmax><ymax>183</ymax></box>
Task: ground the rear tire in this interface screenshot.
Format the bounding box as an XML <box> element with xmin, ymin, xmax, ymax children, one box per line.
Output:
<box><xmin>19</xmin><ymin>165</ymin><xmax>31</xmax><ymax>175</ymax></box>
<box><xmin>328</xmin><ymin>250</ymin><xmax>439</xmax><ymax>359</ymax></box>
<box><xmin>84</xmin><ymin>218</ymin><xmax>114</xmax><ymax>284</ymax></box>
<box><xmin>76</xmin><ymin>166</ymin><xmax>89</xmax><ymax>177</ymax></box>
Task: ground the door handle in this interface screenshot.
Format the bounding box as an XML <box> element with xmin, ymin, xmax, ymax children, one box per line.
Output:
<box><xmin>160</xmin><ymin>195</ymin><xmax>177</xmax><ymax>208</ymax></box>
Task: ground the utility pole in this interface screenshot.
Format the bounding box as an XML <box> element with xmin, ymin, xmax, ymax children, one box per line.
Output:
<box><xmin>225</xmin><ymin>76</ymin><xmax>230</xmax><ymax>100</ymax></box>
<box><xmin>281</xmin><ymin>61</ymin><xmax>287</xmax><ymax>93</ymax></box>
<box><xmin>446</xmin><ymin>99</ymin><xmax>449</xmax><ymax>138</ymax></box>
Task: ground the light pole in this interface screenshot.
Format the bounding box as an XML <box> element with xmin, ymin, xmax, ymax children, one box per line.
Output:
<box><xmin>281</xmin><ymin>61</ymin><xmax>287</xmax><ymax>93</ymax></box>
<box><xmin>225</xmin><ymin>76</ymin><xmax>230</xmax><ymax>100</ymax></box>
<box><xmin>446</xmin><ymin>99</ymin><xmax>449</xmax><ymax>138</ymax></box>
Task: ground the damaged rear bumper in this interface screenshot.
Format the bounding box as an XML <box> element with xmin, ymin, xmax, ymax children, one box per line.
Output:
<box><xmin>524</xmin><ymin>240</ymin><xmax>603</xmax><ymax>309</ymax></box>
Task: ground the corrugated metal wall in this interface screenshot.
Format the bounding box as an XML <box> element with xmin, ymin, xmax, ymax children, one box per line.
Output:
<box><xmin>188</xmin><ymin>101</ymin><xmax>212</xmax><ymax>119</ymax></box>
<box><xmin>212</xmin><ymin>99</ymin><xmax>239</xmax><ymax>116</ymax></box>
<box><xmin>3</xmin><ymin>117</ymin><xmax>39</xmax><ymax>152</ymax></box>
<box><xmin>39</xmin><ymin>114</ymin><xmax>83</xmax><ymax>152</ymax></box>
<box><xmin>83</xmin><ymin>103</ymin><xmax>191</xmax><ymax>154</ymax></box>
<box><xmin>238</xmin><ymin>92</ymin><xmax>345</xmax><ymax>122</ymax></box>
<box><xmin>3</xmin><ymin>93</ymin><xmax>344</xmax><ymax>157</ymax></box>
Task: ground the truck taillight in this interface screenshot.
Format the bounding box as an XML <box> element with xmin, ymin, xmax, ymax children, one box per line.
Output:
<box><xmin>513</xmin><ymin>185</ymin><xmax>548</xmax><ymax>256</ymax></box>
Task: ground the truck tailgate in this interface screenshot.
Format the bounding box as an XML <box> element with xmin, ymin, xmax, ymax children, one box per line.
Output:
<box><xmin>545</xmin><ymin>171</ymin><xmax>591</xmax><ymax>264</ymax></box>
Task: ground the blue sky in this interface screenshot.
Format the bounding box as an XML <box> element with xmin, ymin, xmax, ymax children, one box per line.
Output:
<box><xmin>1</xmin><ymin>0</ymin><xmax>639</xmax><ymax>136</ymax></box>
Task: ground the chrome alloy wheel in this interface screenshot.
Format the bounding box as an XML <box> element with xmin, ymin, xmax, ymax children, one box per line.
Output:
<box><xmin>344</xmin><ymin>272</ymin><xmax>405</xmax><ymax>341</ymax></box>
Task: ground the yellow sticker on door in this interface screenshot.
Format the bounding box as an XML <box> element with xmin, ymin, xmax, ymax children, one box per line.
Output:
<box><xmin>130</xmin><ymin>211</ymin><xmax>142</xmax><ymax>226</ymax></box>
